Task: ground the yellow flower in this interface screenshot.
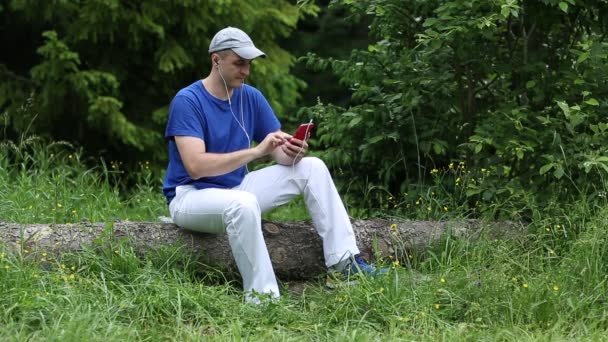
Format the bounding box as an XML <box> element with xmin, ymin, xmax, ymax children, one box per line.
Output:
<box><xmin>440</xmin><ymin>278</ymin><xmax>446</xmax><ymax>283</ymax></box>
<box><xmin>427</xmin><ymin>206</ymin><xmax>432</xmax><ymax>211</ymax></box>
<box><xmin>449</xmin><ymin>163</ymin><xmax>454</xmax><ymax>169</ymax></box>
<box><xmin>393</xmin><ymin>260</ymin><xmax>400</xmax><ymax>267</ymax></box>
<box><xmin>553</xmin><ymin>285</ymin><xmax>559</xmax><ymax>292</ymax></box>
<box><xmin>434</xmin><ymin>304</ymin><xmax>440</xmax><ymax>310</ymax></box>
<box><xmin>443</xmin><ymin>206</ymin><xmax>448</xmax><ymax>212</ymax></box>
<box><xmin>68</xmin><ymin>154</ymin><xmax>73</xmax><ymax>159</ymax></box>
<box><xmin>523</xmin><ymin>283</ymin><xmax>528</xmax><ymax>288</ymax></box>
<box><xmin>69</xmin><ymin>274</ymin><xmax>75</xmax><ymax>280</ymax></box>
<box><xmin>431</xmin><ymin>168</ymin><xmax>439</xmax><ymax>175</ymax></box>
<box><xmin>57</xmin><ymin>204</ymin><xmax>63</xmax><ymax>208</ymax></box>
<box><xmin>390</xmin><ymin>223</ymin><xmax>398</xmax><ymax>230</ymax></box>
<box><xmin>61</xmin><ymin>264</ymin><xmax>66</xmax><ymax>269</ymax></box>
<box><xmin>42</xmin><ymin>252</ymin><xmax>47</xmax><ymax>257</ymax></box>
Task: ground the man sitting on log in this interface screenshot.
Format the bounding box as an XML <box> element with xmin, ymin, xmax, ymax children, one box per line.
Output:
<box><xmin>162</xmin><ymin>26</ymin><xmax>387</xmax><ymax>304</ymax></box>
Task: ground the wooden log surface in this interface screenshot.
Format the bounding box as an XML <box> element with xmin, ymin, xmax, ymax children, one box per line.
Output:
<box><xmin>0</xmin><ymin>219</ymin><xmax>525</xmax><ymax>280</ymax></box>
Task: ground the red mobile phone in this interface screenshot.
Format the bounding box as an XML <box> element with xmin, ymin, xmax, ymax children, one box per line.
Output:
<box><xmin>293</xmin><ymin>122</ymin><xmax>315</xmax><ymax>141</ymax></box>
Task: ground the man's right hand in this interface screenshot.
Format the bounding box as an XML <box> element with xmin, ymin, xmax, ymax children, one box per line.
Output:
<box><xmin>254</xmin><ymin>131</ymin><xmax>290</xmax><ymax>157</ymax></box>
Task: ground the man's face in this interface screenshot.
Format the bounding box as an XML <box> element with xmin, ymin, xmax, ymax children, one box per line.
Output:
<box><xmin>216</xmin><ymin>50</ymin><xmax>252</xmax><ymax>88</ymax></box>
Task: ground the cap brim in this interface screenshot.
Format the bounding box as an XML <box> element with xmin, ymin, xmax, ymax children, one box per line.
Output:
<box><xmin>232</xmin><ymin>46</ymin><xmax>266</xmax><ymax>60</ymax></box>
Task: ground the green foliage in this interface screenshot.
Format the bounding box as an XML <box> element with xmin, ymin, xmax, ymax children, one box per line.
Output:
<box><xmin>2</xmin><ymin>135</ymin><xmax>608</xmax><ymax>339</ymax></box>
<box><xmin>0</xmin><ymin>136</ymin><xmax>166</xmax><ymax>224</ymax></box>
<box><xmin>2</xmin><ymin>203</ymin><xmax>608</xmax><ymax>339</ymax></box>
<box><xmin>301</xmin><ymin>0</ymin><xmax>608</xmax><ymax>218</ymax></box>
<box><xmin>0</xmin><ymin>0</ymin><xmax>316</xmax><ymax>162</ymax></box>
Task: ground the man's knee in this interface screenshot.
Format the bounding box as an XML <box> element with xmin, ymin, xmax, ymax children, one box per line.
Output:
<box><xmin>227</xmin><ymin>191</ymin><xmax>260</xmax><ymax>214</ymax></box>
<box><xmin>301</xmin><ymin>156</ymin><xmax>328</xmax><ymax>173</ymax></box>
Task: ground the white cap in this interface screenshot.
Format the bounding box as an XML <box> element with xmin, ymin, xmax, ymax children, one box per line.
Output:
<box><xmin>208</xmin><ymin>27</ymin><xmax>266</xmax><ymax>59</ymax></box>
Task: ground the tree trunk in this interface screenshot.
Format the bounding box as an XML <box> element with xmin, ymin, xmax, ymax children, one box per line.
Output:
<box><xmin>0</xmin><ymin>219</ymin><xmax>524</xmax><ymax>280</ymax></box>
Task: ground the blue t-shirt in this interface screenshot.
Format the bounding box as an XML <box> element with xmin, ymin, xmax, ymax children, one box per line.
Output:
<box><xmin>162</xmin><ymin>80</ymin><xmax>281</xmax><ymax>202</ymax></box>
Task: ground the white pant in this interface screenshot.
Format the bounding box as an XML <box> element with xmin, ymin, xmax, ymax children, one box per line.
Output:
<box><xmin>169</xmin><ymin>157</ymin><xmax>360</xmax><ymax>301</ymax></box>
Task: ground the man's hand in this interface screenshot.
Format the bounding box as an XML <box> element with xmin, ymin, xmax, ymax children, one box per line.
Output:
<box><xmin>270</xmin><ymin>132</ymin><xmax>308</xmax><ymax>166</ymax></box>
<box><xmin>255</xmin><ymin>131</ymin><xmax>290</xmax><ymax>158</ymax></box>
<box><xmin>282</xmin><ymin>137</ymin><xmax>308</xmax><ymax>160</ymax></box>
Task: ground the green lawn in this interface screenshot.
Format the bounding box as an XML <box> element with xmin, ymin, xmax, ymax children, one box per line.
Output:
<box><xmin>1</xmin><ymin>140</ymin><xmax>608</xmax><ymax>340</ymax></box>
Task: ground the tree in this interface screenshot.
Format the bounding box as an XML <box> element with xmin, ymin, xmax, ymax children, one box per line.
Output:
<box><xmin>0</xmin><ymin>0</ymin><xmax>318</xmax><ymax>163</ymax></box>
<box><xmin>302</xmin><ymin>0</ymin><xmax>608</xmax><ymax>217</ymax></box>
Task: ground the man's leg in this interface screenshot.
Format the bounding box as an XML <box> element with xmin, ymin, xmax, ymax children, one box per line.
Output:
<box><xmin>236</xmin><ymin>157</ymin><xmax>360</xmax><ymax>267</ymax></box>
<box><xmin>169</xmin><ymin>185</ymin><xmax>279</xmax><ymax>302</ymax></box>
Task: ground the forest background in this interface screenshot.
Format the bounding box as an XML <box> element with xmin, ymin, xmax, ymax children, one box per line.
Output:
<box><xmin>1</xmin><ymin>0</ymin><xmax>608</xmax><ymax>339</ymax></box>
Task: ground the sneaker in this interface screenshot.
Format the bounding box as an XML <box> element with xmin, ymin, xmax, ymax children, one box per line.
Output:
<box><xmin>325</xmin><ymin>254</ymin><xmax>389</xmax><ymax>288</ymax></box>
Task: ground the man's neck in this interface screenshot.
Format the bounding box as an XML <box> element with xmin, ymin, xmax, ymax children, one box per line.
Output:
<box><xmin>202</xmin><ymin>76</ymin><xmax>234</xmax><ymax>100</ymax></box>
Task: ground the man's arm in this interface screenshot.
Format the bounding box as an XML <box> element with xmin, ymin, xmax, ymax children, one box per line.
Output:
<box><xmin>176</xmin><ymin>132</ymin><xmax>290</xmax><ymax>179</ymax></box>
<box><xmin>271</xmin><ymin>129</ymin><xmax>308</xmax><ymax>166</ymax></box>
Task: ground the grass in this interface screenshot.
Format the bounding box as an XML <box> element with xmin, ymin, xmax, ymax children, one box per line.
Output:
<box><xmin>1</xmin><ymin>138</ymin><xmax>608</xmax><ymax>340</ymax></box>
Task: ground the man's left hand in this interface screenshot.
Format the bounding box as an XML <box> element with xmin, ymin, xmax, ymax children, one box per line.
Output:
<box><xmin>281</xmin><ymin>137</ymin><xmax>308</xmax><ymax>160</ymax></box>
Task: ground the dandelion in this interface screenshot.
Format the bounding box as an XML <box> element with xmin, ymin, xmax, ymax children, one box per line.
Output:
<box><xmin>416</xmin><ymin>200</ymin><xmax>420</xmax><ymax>205</ymax></box>
<box><xmin>553</xmin><ymin>285</ymin><xmax>559</xmax><ymax>292</ymax></box>
<box><xmin>393</xmin><ymin>260</ymin><xmax>400</xmax><ymax>267</ymax></box>
<box><xmin>68</xmin><ymin>154</ymin><xmax>73</xmax><ymax>159</ymax></box>
<box><xmin>427</xmin><ymin>206</ymin><xmax>432</xmax><ymax>211</ymax></box>
<box><xmin>443</xmin><ymin>206</ymin><xmax>448</xmax><ymax>212</ymax></box>
<box><xmin>523</xmin><ymin>283</ymin><xmax>528</xmax><ymax>288</ymax></box>
<box><xmin>390</xmin><ymin>223</ymin><xmax>398</xmax><ymax>230</ymax></box>
<box><xmin>57</xmin><ymin>203</ymin><xmax>63</xmax><ymax>208</ymax></box>
<box><xmin>511</xmin><ymin>277</ymin><xmax>517</xmax><ymax>282</ymax></box>
<box><xmin>449</xmin><ymin>162</ymin><xmax>454</xmax><ymax>169</ymax></box>
<box><xmin>379</xmin><ymin>287</ymin><xmax>384</xmax><ymax>293</ymax></box>
<box><xmin>42</xmin><ymin>252</ymin><xmax>47</xmax><ymax>257</ymax></box>
<box><xmin>434</xmin><ymin>304</ymin><xmax>441</xmax><ymax>310</ymax></box>
<box><xmin>549</xmin><ymin>249</ymin><xmax>555</xmax><ymax>255</ymax></box>
<box><xmin>440</xmin><ymin>278</ymin><xmax>446</xmax><ymax>283</ymax></box>
<box><xmin>69</xmin><ymin>274</ymin><xmax>75</xmax><ymax>280</ymax></box>
<box><xmin>545</xmin><ymin>227</ymin><xmax>551</xmax><ymax>232</ymax></box>
<box><xmin>61</xmin><ymin>264</ymin><xmax>66</xmax><ymax>269</ymax></box>
<box><xmin>72</xmin><ymin>210</ymin><xmax>77</xmax><ymax>214</ymax></box>
<box><xmin>4</xmin><ymin>265</ymin><xmax>9</xmax><ymax>269</ymax></box>
<box><xmin>114</xmin><ymin>250</ymin><xmax>119</xmax><ymax>254</ymax></box>
<box><xmin>431</xmin><ymin>168</ymin><xmax>439</xmax><ymax>175</ymax></box>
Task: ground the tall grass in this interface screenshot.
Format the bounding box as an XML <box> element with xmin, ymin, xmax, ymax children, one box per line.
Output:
<box><xmin>0</xmin><ymin>136</ymin><xmax>166</xmax><ymax>223</ymax></box>
<box><xmin>1</xmin><ymin>137</ymin><xmax>608</xmax><ymax>340</ymax></box>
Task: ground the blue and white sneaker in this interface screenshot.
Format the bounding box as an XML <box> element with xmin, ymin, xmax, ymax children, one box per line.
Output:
<box><xmin>325</xmin><ymin>254</ymin><xmax>389</xmax><ymax>288</ymax></box>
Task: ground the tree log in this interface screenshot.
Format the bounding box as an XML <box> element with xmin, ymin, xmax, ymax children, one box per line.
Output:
<box><xmin>0</xmin><ymin>219</ymin><xmax>525</xmax><ymax>280</ymax></box>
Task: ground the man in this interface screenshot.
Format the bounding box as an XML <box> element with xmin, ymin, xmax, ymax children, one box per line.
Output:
<box><xmin>162</xmin><ymin>27</ymin><xmax>386</xmax><ymax>303</ymax></box>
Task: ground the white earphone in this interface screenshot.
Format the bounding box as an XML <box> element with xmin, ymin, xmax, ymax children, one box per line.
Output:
<box><xmin>215</xmin><ymin>56</ymin><xmax>251</xmax><ymax>155</ymax></box>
